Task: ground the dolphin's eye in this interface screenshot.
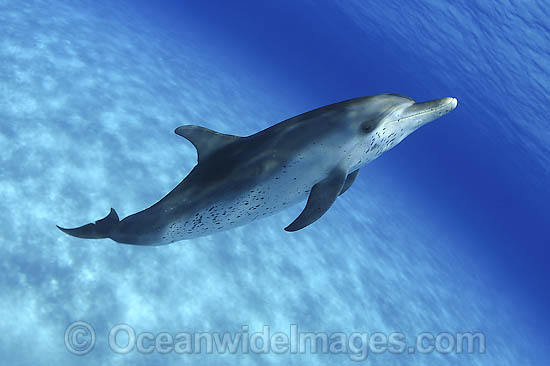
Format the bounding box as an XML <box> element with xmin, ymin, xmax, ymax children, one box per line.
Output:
<box><xmin>361</xmin><ymin>123</ymin><xmax>375</xmax><ymax>133</ymax></box>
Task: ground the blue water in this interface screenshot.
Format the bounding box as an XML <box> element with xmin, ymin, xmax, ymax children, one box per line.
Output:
<box><xmin>0</xmin><ymin>0</ymin><xmax>547</xmax><ymax>364</ymax></box>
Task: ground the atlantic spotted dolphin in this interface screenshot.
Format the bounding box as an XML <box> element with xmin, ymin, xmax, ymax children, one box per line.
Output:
<box><xmin>58</xmin><ymin>93</ymin><xmax>457</xmax><ymax>245</ymax></box>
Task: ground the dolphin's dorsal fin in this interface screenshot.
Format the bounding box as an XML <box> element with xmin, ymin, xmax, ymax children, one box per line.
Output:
<box><xmin>175</xmin><ymin>125</ymin><xmax>242</xmax><ymax>162</ymax></box>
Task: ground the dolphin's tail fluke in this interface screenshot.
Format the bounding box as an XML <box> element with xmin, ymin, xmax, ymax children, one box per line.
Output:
<box><xmin>57</xmin><ymin>208</ymin><xmax>119</xmax><ymax>240</ymax></box>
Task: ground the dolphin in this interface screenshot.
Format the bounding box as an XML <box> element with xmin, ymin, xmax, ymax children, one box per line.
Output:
<box><xmin>57</xmin><ymin>93</ymin><xmax>457</xmax><ymax>245</ymax></box>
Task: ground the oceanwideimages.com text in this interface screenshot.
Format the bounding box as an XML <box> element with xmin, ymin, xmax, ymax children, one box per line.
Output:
<box><xmin>65</xmin><ymin>322</ymin><xmax>485</xmax><ymax>361</ymax></box>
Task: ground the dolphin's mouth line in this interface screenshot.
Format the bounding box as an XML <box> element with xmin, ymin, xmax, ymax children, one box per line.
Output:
<box><xmin>387</xmin><ymin>98</ymin><xmax>456</xmax><ymax>124</ymax></box>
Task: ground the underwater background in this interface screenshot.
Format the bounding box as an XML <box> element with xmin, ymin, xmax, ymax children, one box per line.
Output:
<box><xmin>0</xmin><ymin>0</ymin><xmax>548</xmax><ymax>364</ymax></box>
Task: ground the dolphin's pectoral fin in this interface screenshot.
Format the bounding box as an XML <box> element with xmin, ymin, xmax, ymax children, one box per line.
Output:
<box><xmin>339</xmin><ymin>169</ymin><xmax>360</xmax><ymax>196</ymax></box>
<box><xmin>175</xmin><ymin>125</ymin><xmax>242</xmax><ymax>163</ymax></box>
<box><xmin>285</xmin><ymin>169</ymin><xmax>347</xmax><ymax>232</ymax></box>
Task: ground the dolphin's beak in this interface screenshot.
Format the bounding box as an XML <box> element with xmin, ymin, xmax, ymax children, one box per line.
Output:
<box><xmin>409</xmin><ymin>97</ymin><xmax>457</xmax><ymax>114</ymax></box>
<box><xmin>449</xmin><ymin>97</ymin><xmax>458</xmax><ymax>110</ymax></box>
<box><xmin>401</xmin><ymin>97</ymin><xmax>458</xmax><ymax>127</ymax></box>
<box><xmin>438</xmin><ymin>97</ymin><xmax>458</xmax><ymax>112</ymax></box>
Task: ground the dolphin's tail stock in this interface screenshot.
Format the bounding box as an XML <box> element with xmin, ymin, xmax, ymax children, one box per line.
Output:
<box><xmin>57</xmin><ymin>208</ymin><xmax>119</xmax><ymax>240</ymax></box>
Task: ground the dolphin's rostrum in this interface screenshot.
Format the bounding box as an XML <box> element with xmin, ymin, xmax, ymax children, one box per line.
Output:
<box><xmin>57</xmin><ymin>93</ymin><xmax>458</xmax><ymax>245</ymax></box>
